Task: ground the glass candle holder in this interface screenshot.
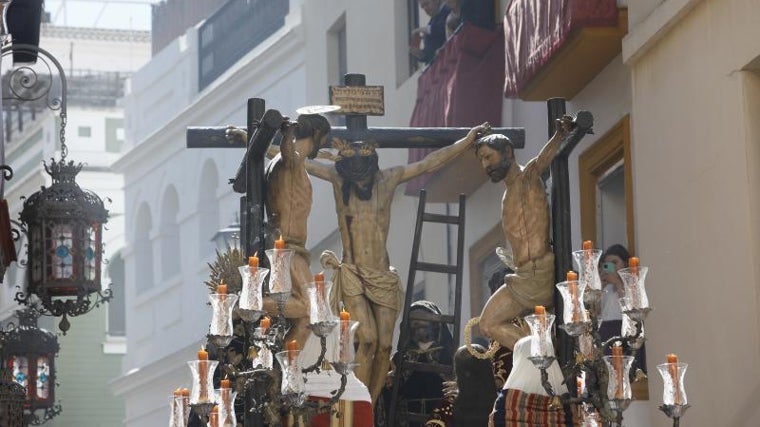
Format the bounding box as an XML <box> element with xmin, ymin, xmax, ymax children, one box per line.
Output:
<box><xmin>524</xmin><ymin>313</ymin><xmax>556</xmax><ymax>364</ymax></box>
<box><xmin>238</xmin><ymin>266</ymin><xmax>269</xmax><ymax>322</ymax></box>
<box><xmin>331</xmin><ymin>319</ymin><xmax>359</xmax><ymax>374</ymax></box>
<box><xmin>188</xmin><ymin>360</ymin><xmax>219</xmax><ymax>404</ymax></box>
<box><xmin>251</xmin><ymin>327</ymin><xmax>273</xmax><ymax>369</ymax></box>
<box><xmin>169</xmin><ymin>395</ymin><xmax>188</xmax><ymax>427</ymax></box>
<box><xmin>307</xmin><ymin>280</ymin><xmax>334</xmax><ymax>324</ymax></box>
<box><xmin>265</xmin><ymin>249</ymin><xmax>294</xmax><ymax>294</ymax></box>
<box><xmin>657</xmin><ymin>362</ymin><xmax>688</xmax><ymax>406</ymax></box>
<box><xmin>209</xmin><ymin>293</ymin><xmax>239</xmax><ymax>348</ymax></box>
<box><xmin>275</xmin><ymin>350</ymin><xmax>305</xmax><ymax>407</ymax></box>
<box><xmin>603</xmin><ymin>355</ymin><xmax>635</xmax><ymax>401</ymax></box>
<box><xmin>217</xmin><ymin>388</ymin><xmax>237</xmax><ymax>427</ymax></box>
<box><xmin>572</xmin><ymin>248</ymin><xmax>603</xmax><ymax>291</ymax></box>
<box><xmin>556</xmin><ymin>279</ymin><xmax>589</xmax><ymax>336</ymax></box>
<box><xmin>617</xmin><ymin>265</ymin><xmax>650</xmax><ymax>311</ymax></box>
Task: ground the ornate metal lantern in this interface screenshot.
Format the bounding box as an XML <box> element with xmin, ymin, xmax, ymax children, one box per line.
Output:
<box><xmin>0</xmin><ymin>42</ymin><xmax>112</xmax><ymax>333</ymax></box>
<box><xmin>211</xmin><ymin>216</ymin><xmax>241</xmax><ymax>253</ymax></box>
<box><xmin>16</xmin><ymin>156</ymin><xmax>111</xmax><ymax>333</ymax></box>
<box><xmin>0</xmin><ymin>378</ymin><xmax>26</xmax><ymax>427</ymax></box>
<box><xmin>2</xmin><ymin>309</ymin><xmax>61</xmax><ymax>425</ymax></box>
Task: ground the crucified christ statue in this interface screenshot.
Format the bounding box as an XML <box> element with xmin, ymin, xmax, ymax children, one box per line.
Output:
<box><xmin>475</xmin><ymin>115</ymin><xmax>574</xmax><ymax>352</ymax></box>
<box><xmin>310</xmin><ymin>122</ymin><xmax>490</xmax><ymax>402</ymax></box>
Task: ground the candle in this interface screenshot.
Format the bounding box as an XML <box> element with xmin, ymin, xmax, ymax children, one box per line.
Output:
<box><xmin>582</xmin><ymin>240</ymin><xmax>593</xmax><ymax>251</ymax></box>
<box><xmin>209</xmin><ymin>405</ymin><xmax>219</xmax><ymax>427</ymax></box>
<box><xmin>576</xmin><ymin>375</ymin><xmax>585</xmax><ymax>397</ymax></box>
<box><xmin>221</xmin><ymin>377</ymin><xmax>231</xmax><ymax>389</ymax></box>
<box><xmin>249</xmin><ymin>253</ymin><xmax>259</xmax><ymax>274</ymax></box>
<box><xmin>173</xmin><ymin>388</ymin><xmax>181</xmax><ymax>397</ymax></box>
<box><xmin>667</xmin><ymin>353</ymin><xmax>681</xmax><ymax>404</ymax></box>
<box><xmin>315</xmin><ymin>271</ymin><xmax>325</xmax><ymax>297</ymax></box>
<box><xmin>198</xmin><ymin>347</ymin><xmax>209</xmax><ymax>360</ymax></box>
<box><xmin>612</xmin><ymin>344</ymin><xmax>624</xmax><ymax>399</ymax></box>
<box><xmin>287</xmin><ymin>339</ymin><xmax>298</xmax><ymax>363</ymax></box>
<box><xmin>216</xmin><ymin>282</ymin><xmax>227</xmax><ymax>295</ymax></box>
<box><xmin>534</xmin><ymin>305</ymin><xmax>545</xmax><ymax>315</ymax></box>
<box><xmin>628</xmin><ymin>256</ymin><xmax>639</xmax><ymax>274</ymax></box>
<box><xmin>275</xmin><ymin>235</ymin><xmax>286</xmax><ymax>249</ymax></box>
<box><xmin>628</xmin><ymin>256</ymin><xmax>641</xmax><ymax>307</ymax></box>
<box><xmin>198</xmin><ymin>346</ymin><xmax>209</xmax><ymax>402</ymax></box>
<box><xmin>340</xmin><ymin>310</ymin><xmax>350</xmax><ymax>362</ymax></box>
<box><xmin>568</xmin><ymin>271</ymin><xmax>580</xmax><ymax>322</ymax></box>
<box><xmin>260</xmin><ymin>316</ymin><xmax>271</xmax><ymax>333</ymax></box>
<box><xmin>220</xmin><ymin>384</ymin><xmax>233</xmax><ymax>427</ymax></box>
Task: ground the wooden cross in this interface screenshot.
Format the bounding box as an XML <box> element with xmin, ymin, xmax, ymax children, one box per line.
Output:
<box><xmin>186</xmin><ymin>73</ymin><xmax>525</xmax><ymax>258</ymax></box>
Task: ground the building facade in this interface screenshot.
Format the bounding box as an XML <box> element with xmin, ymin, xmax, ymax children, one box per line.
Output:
<box><xmin>112</xmin><ymin>0</ymin><xmax>760</xmax><ymax>426</ymax></box>
<box><xmin>2</xmin><ymin>24</ymin><xmax>150</xmax><ymax>426</ymax></box>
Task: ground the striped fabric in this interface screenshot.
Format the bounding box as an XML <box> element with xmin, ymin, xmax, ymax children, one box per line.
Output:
<box><xmin>488</xmin><ymin>389</ymin><xmax>574</xmax><ymax>427</ymax></box>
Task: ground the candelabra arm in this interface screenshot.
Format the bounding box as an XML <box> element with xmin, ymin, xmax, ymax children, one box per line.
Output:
<box><xmin>539</xmin><ymin>367</ymin><xmax>555</xmax><ymax>397</ymax></box>
<box><xmin>324</xmin><ymin>372</ymin><xmax>349</xmax><ymax>409</ymax></box>
<box><xmin>301</xmin><ymin>335</ymin><xmax>328</xmax><ymax>374</ymax></box>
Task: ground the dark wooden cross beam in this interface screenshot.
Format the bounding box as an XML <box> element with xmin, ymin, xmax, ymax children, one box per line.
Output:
<box><xmin>186</xmin><ymin>73</ymin><xmax>525</xmax><ymax>257</ymax></box>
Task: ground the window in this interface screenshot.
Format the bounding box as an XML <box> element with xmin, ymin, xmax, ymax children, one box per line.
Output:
<box><xmin>106</xmin><ymin>253</ymin><xmax>126</xmax><ymax>337</ymax></box>
<box><xmin>578</xmin><ymin>116</ymin><xmax>647</xmax><ymax>399</ymax></box>
<box><xmin>579</xmin><ymin>116</ymin><xmax>635</xmax><ymax>253</ymax></box>
<box><xmin>135</xmin><ymin>204</ymin><xmax>154</xmax><ymax>294</ymax></box>
<box><xmin>160</xmin><ymin>186</ymin><xmax>181</xmax><ymax>280</ymax></box>
<box><xmin>78</xmin><ymin>126</ymin><xmax>91</xmax><ymax>137</ymax></box>
<box><xmin>105</xmin><ymin>118</ymin><xmax>124</xmax><ymax>153</ymax></box>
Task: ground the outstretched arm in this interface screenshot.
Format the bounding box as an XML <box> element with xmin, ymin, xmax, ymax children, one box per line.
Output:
<box><xmin>225</xmin><ymin>126</ymin><xmax>280</xmax><ymax>159</ymax></box>
<box><xmin>398</xmin><ymin>122</ymin><xmax>490</xmax><ymax>183</ymax></box>
<box><xmin>526</xmin><ymin>115</ymin><xmax>573</xmax><ymax>173</ymax></box>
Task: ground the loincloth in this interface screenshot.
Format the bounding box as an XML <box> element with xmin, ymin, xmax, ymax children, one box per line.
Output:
<box><xmin>321</xmin><ymin>250</ymin><xmax>402</xmax><ymax>311</ymax></box>
<box><xmin>503</xmin><ymin>252</ymin><xmax>555</xmax><ymax>310</ymax></box>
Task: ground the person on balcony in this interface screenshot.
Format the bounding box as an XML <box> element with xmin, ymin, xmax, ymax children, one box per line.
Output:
<box><xmin>444</xmin><ymin>0</ymin><xmax>496</xmax><ymax>39</ymax></box>
<box><xmin>410</xmin><ymin>0</ymin><xmax>451</xmax><ymax>64</ymax></box>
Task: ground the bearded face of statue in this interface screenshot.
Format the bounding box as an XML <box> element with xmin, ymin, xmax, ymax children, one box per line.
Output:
<box><xmin>334</xmin><ymin>141</ymin><xmax>380</xmax><ymax>204</ymax></box>
<box><xmin>476</xmin><ymin>144</ymin><xmax>512</xmax><ymax>183</ymax></box>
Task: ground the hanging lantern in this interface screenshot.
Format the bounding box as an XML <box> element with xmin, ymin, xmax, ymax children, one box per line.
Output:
<box><xmin>0</xmin><ymin>378</ymin><xmax>26</xmax><ymax>427</ymax></box>
<box><xmin>16</xmin><ymin>150</ymin><xmax>111</xmax><ymax>333</ymax></box>
<box><xmin>2</xmin><ymin>309</ymin><xmax>61</xmax><ymax>425</ymax></box>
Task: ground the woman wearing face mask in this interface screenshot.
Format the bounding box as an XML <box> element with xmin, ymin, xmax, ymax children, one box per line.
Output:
<box><xmin>599</xmin><ymin>244</ymin><xmax>629</xmax><ymax>327</ymax></box>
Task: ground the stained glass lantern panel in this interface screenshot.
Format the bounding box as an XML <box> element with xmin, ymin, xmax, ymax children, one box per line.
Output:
<box><xmin>35</xmin><ymin>357</ymin><xmax>50</xmax><ymax>401</ymax></box>
<box><xmin>10</xmin><ymin>357</ymin><xmax>28</xmax><ymax>390</ymax></box>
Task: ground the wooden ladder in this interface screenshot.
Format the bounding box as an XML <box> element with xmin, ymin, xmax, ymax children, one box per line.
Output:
<box><xmin>387</xmin><ymin>189</ymin><xmax>466</xmax><ymax>426</ymax></box>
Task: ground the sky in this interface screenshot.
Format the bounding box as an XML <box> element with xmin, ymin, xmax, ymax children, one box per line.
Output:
<box><xmin>44</xmin><ymin>0</ymin><xmax>159</xmax><ymax>31</ymax></box>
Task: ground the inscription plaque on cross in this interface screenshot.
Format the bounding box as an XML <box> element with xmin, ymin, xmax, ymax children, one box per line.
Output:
<box><xmin>186</xmin><ymin>73</ymin><xmax>525</xmax><ymax>257</ymax></box>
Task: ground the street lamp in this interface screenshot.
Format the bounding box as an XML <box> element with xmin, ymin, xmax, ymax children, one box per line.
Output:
<box><xmin>211</xmin><ymin>215</ymin><xmax>241</xmax><ymax>253</ymax></box>
<box><xmin>2</xmin><ymin>43</ymin><xmax>112</xmax><ymax>334</ymax></box>
<box><xmin>1</xmin><ymin>309</ymin><xmax>61</xmax><ymax>426</ymax></box>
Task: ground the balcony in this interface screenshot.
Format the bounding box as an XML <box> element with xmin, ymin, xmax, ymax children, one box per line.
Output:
<box><xmin>198</xmin><ymin>0</ymin><xmax>289</xmax><ymax>91</ymax></box>
<box><xmin>405</xmin><ymin>23</ymin><xmax>512</xmax><ymax>202</ymax></box>
<box><xmin>504</xmin><ymin>0</ymin><xmax>627</xmax><ymax>101</ymax></box>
